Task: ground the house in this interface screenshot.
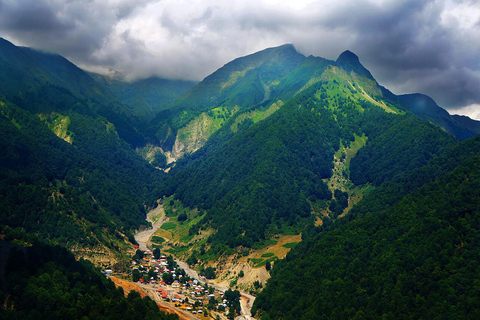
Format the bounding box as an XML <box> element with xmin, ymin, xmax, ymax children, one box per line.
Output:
<box><xmin>172</xmin><ymin>281</ymin><xmax>180</xmax><ymax>288</ymax></box>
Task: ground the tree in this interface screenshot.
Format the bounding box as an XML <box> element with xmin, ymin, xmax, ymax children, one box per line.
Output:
<box><xmin>133</xmin><ymin>249</ymin><xmax>144</xmax><ymax>261</ymax></box>
<box><xmin>148</xmin><ymin>268</ymin><xmax>157</xmax><ymax>280</ymax></box>
<box><xmin>265</xmin><ymin>261</ymin><xmax>271</xmax><ymax>271</ymax></box>
<box><xmin>132</xmin><ymin>269</ymin><xmax>141</xmax><ymax>282</ymax></box>
<box><xmin>162</xmin><ymin>272</ymin><xmax>173</xmax><ymax>284</ymax></box>
<box><xmin>153</xmin><ymin>248</ymin><xmax>161</xmax><ymax>259</ymax></box>
<box><xmin>151</xmin><ymin>153</ymin><xmax>167</xmax><ymax>168</ymax></box>
<box><xmin>203</xmin><ymin>267</ymin><xmax>216</xmax><ymax>279</ymax></box>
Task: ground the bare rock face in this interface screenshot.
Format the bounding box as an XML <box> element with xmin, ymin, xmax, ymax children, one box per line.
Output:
<box><xmin>171</xmin><ymin>112</ymin><xmax>220</xmax><ymax>159</ymax></box>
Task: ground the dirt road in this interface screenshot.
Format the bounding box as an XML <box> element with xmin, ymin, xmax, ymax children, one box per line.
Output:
<box><xmin>133</xmin><ymin>204</ymin><xmax>256</xmax><ymax>319</ymax></box>
<box><xmin>175</xmin><ymin>259</ymin><xmax>256</xmax><ymax>320</ymax></box>
<box><xmin>236</xmin><ymin>292</ymin><xmax>256</xmax><ymax>320</ymax></box>
<box><xmin>110</xmin><ymin>276</ymin><xmax>196</xmax><ymax>320</ymax></box>
<box><xmin>138</xmin><ymin>282</ymin><xmax>198</xmax><ymax>320</ymax></box>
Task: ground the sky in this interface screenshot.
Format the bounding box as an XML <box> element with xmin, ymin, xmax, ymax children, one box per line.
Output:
<box><xmin>0</xmin><ymin>0</ymin><xmax>479</xmax><ymax>119</ymax></box>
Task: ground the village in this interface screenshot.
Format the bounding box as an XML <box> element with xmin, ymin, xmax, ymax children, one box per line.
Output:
<box><xmin>123</xmin><ymin>245</ymin><xmax>241</xmax><ymax>319</ymax></box>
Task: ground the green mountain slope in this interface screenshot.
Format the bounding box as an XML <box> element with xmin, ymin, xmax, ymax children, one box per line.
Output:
<box><xmin>91</xmin><ymin>74</ymin><xmax>197</xmax><ymax>120</ymax></box>
<box><xmin>165</xmin><ymin>56</ymin><xmax>457</xmax><ymax>253</ymax></box>
<box><xmin>0</xmin><ymin>240</ymin><xmax>177</xmax><ymax>320</ymax></box>
<box><xmin>0</xmin><ymin>37</ymin><xmax>144</xmax><ymax>147</ymax></box>
<box><xmin>0</xmin><ymin>39</ymin><xmax>166</xmax><ymax>260</ymax></box>
<box><xmin>172</xmin><ymin>44</ymin><xmax>307</xmax><ymax>112</ymax></box>
<box><xmin>451</xmin><ymin>114</ymin><xmax>480</xmax><ymax>134</ymax></box>
<box><xmin>399</xmin><ymin>93</ymin><xmax>480</xmax><ymax>140</ymax></box>
<box><xmin>253</xmin><ymin>135</ymin><xmax>480</xmax><ymax>319</ymax></box>
<box><xmin>0</xmin><ymin>98</ymin><xmax>164</xmax><ymax>257</ymax></box>
<box><xmin>148</xmin><ymin>45</ymin><xmax>476</xmax><ymax>163</ymax></box>
<box><xmin>149</xmin><ymin>44</ymin><xmax>333</xmax><ymax>154</ymax></box>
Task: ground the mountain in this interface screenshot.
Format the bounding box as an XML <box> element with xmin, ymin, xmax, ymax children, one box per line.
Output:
<box><xmin>399</xmin><ymin>93</ymin><xmax>480</xmax><ymax>140</ymax></box>
<box><xmin>451</xmin><ymin>114</ymin><xmax>480</xmax><ymax>135</ymax></box>
<box><xmin>150</xmin><ymin>45</ymin><xmax>476</xmax><ymax>162</ymax></box>
<box><xmin>0</xmin><ymin>39</ymin><xmax>166</xmax><ymax>263</ymax></box>
<box><xmin>171</xmin><ymin>44</ymin><xmax>307</xmax><ymax>111</ymax></box>
<box><xmin>91</xmin><ymin>73</ymin><xmax>197</xmax><ymax>120</ymax></box>
<box><xmin>163</xmin><ymin>47</ymin><xmax>458</xmax><ymax>255</ymax></box>
<box><xmin>2</xmin><ymin>38</ymin><xmax>479</xmax><ymax>319</ymax></box>
<box><xmin>0</xmin><ymin>37</ymin><xmax>144</xmax><ymax>147</ymax></box>
<box><xmin>336</xmin><ymin>50</ymin><xmax>375</xmax><ymax>80</ymax></box>
<box><xmin>148</xmin><ymin>44</ymin><xmax>332</xmax><ymax>156</ymax></box>
<box><xmin>253</xmin><ymin>134</ymin><xmax>480</xmax><ymax>319</ymax></box>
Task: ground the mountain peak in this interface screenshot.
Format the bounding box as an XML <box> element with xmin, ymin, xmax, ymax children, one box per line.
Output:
<box><xmin>337</xmin><ymin>50</ymin><xmax>359</xmax><ymax>63</ymax></box>
<box><xmin>336</xmin><ymin>50</ymin><xmax>374</xmax><ymax>80</ymax></box>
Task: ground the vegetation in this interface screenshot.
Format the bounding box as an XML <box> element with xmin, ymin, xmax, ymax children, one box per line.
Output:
<box><xmin>2</xmin><ymin>38</ymin><xmax>480</xmax><ymax>320</ymax></box>
<box><xmin>91</xmin><ymin>74</ymin><xmax>196</xmax><ymax>121</ymax></box>
<box><xmin>166</xmin><ymin>74</ymin><xmax>455</xmax><ymax>254</ymax></box>
<box><xmin>0</xmin><ymin>241</ymin><xmax>177</xmax><ymax>320</ymax></box>
<box><xmin>282</xmin><ymin>242</ymin><xmax>299</xmax><ymax>249</ymax></box>
<box><xmin>253</xmin><ymin>135</ymin><xmax>480</xmax><ymax>319</ymax></box>
<box><xmin>0</xmin><ymin>98</ymin><xmax>164</xmax><ymax>250</ymax></box>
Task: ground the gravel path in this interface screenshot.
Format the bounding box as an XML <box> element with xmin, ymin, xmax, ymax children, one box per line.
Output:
<box><xmin>134</xmin><ymin>204</ymin><xmax>167</xmax><ymax>250</ymax></box>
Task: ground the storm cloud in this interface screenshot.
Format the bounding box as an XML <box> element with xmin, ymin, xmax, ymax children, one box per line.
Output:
<box><xmin>0</xmin><ymin>0</ymin><xmax>478</xmax><ymax>118</ymax></box>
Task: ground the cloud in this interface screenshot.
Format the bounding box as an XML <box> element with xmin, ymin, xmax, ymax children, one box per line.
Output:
<box><xmin>0</xmin><ymin>0</ymin><xmax>478</xmax><ymax>116</ymax></box>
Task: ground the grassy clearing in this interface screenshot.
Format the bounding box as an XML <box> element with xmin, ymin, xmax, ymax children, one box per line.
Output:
<box><xmin>240</xmin><ymin>234</ymin><xmax>302</xmax><ymax>268</ymax></box>
<box><xmin>152</xmin><ymin>197</ymin><xmax>210</xmax><ymax>258</ymax></box>
<box><xmin>230</xmin><ymin>101</ymin><xmax>282</xmax><ymax>133</ymax></box>
<box><xmin>253</xmin><ymin>256</ymin><xmax>278</xmax><ymax>268</ymax></box>
<box><xmin>151</xmin><ymin>236</ymin><xmax>165</xmax><ymax>244</ymax></box>
<box><xmin>161</xmin><ymin>222</ymin><xmax>177</xmax><ymax>230</ymax></box>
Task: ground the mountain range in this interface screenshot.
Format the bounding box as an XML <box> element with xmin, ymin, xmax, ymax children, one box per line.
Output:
<box><xmin>1</xmin><ymin>37</ymin><xmax>480</xmax><ymax>319</ymax></box>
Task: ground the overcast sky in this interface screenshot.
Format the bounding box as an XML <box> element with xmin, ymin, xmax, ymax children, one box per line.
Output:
<box><xmin>0</xmin><ymin>0</ymin><xmax>479</xmax><ymax>119</ymax></box>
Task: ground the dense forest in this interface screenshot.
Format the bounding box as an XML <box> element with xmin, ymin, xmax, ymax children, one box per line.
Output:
<box><xmin>165</xmin><ymin>77</ymin><xmax>456</xmax><ymax>253</ymax></box>
<box><xmin>0</xmin><ymin>241</ymin><xmax>177</xmax><ymax>320</ymax></box>
<box><xmin>253</xmin><ymin>135</ymin><xmax>480</xmax><ymax>319</ymax></box>
<box><xmin>0</xmin><ymin>96</ymin><xmax>164</xmax><ymax>249</ymax></box>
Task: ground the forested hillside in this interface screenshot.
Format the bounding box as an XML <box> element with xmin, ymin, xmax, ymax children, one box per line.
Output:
<box><xmin>165</xmin><ymin>69</ymin><xmax>456</xmax><ymax>253</ymax></box>
<box><xmin>0</xmin><ymin>39</ymin><xmax>167</xmax><ymax>259</ymax></box>
<box><xmin>253</xmin><ymin>135</ymin><xmax>480</xmax><ymax>319</ymax></box>
<box><xmin>2</xmin><ymin>37</ymin><xmax>479</xmax><ymax>319</ymax></box>
<box><xmin>399</xmin><ymin>93</ymin><xmax>480</xmax><ymax>140</ymax></box>
<box><xmin>147</xmin><ymin>44</ymin><xmax>332</xmax><ymax>153</ymax></box>
<box><xmin>0</xmin><ymin>241</ymin><xmax>178</xmax><ymax>320</ymax></box>
<box><xmin>0</xmin><ymin>38</ymin><xmax>145</xmax><ymax>147</ymax></box>
<box><xmin>91</xmin><ymin>74</ymin><xmax>197</xmax><ymax>121</ymax></box>
<box><xmin>0</xmin><ymin>98</ymin><xmax>164</xmax><ymax>254</ymax></box>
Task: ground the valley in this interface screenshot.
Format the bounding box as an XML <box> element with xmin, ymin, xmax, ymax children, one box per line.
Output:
<box><xmin>1</xmin><ymin>37</ymin><xmax>480</xmax><ymax>320</ymax></box>
<box><xmin>132</xmin><ymin>204</ymin><xmax>256</xmax><ymax>319</ymax></box>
